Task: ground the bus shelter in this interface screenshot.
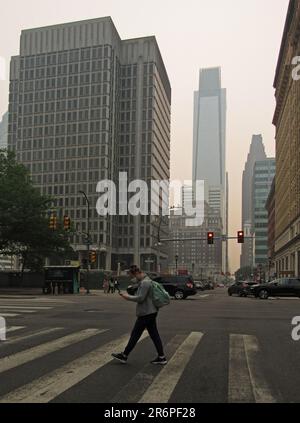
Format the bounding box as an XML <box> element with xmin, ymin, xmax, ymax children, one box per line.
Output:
<box><xmin>44</xmin><ymin>266</ymin><xmax>80</xmax><ymax>294</ymax></box>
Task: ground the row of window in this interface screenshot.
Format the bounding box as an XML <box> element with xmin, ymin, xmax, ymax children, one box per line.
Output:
<box><xmin>19</xmin><ymin>120</ymin><xmax>110</xmax><ymax>138</ymax></box>
<box><xmin>21</xmin><ymin>46</ymin><xmax>112</xmax><ymax>69</ymax></box>
<box><xmin>21</xmin><ymin>109</ymin><xmax>109</xmax><ymax>126</ymax></box>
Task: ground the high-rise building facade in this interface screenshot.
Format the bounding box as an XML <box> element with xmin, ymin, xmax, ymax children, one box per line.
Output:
<box><xmin>193</xmin><ymin>67</ymin><xmax>226</xmax><ymax>220</ymax></box>
<box><xmin>168</xmin><ymin>204</ymin><xmax>222</xmax><ymax>278</ymax></box>
<box><xmin>240</xmin><ymin>135</ymin><xmax>266</xmax><ymax>268</ymax></box>
<box><xmin>8</xmin><ymin>17</ymin><xmax>171</xmax><ymax>271</ymax></box>
<box><xmin>266</xmin><ymin>178</ymin><xmax>276</xmax><ymax>278</ymax></box>
<box><xmin>252</xmin><ymin>159</ymin><xmax>276</xmax><ymax>266</ymax></box>
<box><xmin>192</xmin><ymin>67</ymin><xmax>227</xmax><ymax>271</ymax></box>
<box><xmin>0</xmin><ymin>111</ymin><xmax>8</xmax><ymax>149</ymax></box>
<box><xmin>273</xmin><ymin>0</ymin><xmax>300</xmax><ymax>278</ymax></box>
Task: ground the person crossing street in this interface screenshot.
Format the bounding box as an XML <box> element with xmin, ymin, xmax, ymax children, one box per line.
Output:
<box><xmin>112</xmin><ymin>265</ymin><xmax>167</xmax><ymax>365</ymax></box>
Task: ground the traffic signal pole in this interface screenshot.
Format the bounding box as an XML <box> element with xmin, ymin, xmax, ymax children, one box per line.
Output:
<box><xmin>79</xmin><ymin>191</ymin><xmax>90</xmax><ymax>295</ymax></box>
<box><xmin>160</xmin><ymin>236</ymin><xmax>254</xmax><ymax>242</ymax></box>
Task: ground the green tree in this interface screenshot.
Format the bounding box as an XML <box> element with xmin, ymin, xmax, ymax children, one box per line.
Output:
<box><xmin>0</xmin><ymin>149</ymin><xmax>74</xmax><ymax>279</ymax></box>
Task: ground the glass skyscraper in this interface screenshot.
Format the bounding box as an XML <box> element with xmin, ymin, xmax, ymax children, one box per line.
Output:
<box><xmin>192</xmin><ymin>67</ymin><xmax>227</xmax><ymax>272</ymax></box>
<box><xmin>252</xmin><ymin>159</ymin><xmax>276</xmax><ymax>266</ymax></box>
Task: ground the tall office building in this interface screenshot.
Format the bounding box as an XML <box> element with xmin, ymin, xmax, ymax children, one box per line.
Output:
<box><xmin>0</xmin><ymin>111</ymin><xmax>8</xmax><ymax>149</ymax></box>
<box><xmin>252</xmin><ymin>159</ymin><xmax>276</xmax><ymax>266</ymax></box>
<box><xmin>273</xmin><ymin>0</ymin><xmax>300</xmax><ymax>278</ymax></box>
<box><xmin>240</xmin><ymin>135</ymin><xmax>266</xmax><ymax>268</ymax></box>
<box><xmin>8</xmin><ymin>17</ymin><xmax>171</xmax><ymax>271</ymax></box>
<box><xmin>193</xmin><ymin>67</ymin><xmax>226</xmax><ymax>219</ymax></box>
<box><xmin>193</xmin><ymin>67</ymin><xmax>226</xmax><ymax>271</ymax></box>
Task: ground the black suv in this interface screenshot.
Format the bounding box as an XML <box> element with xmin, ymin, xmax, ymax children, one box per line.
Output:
<box><xmin>127</xmin><ymin>275</ymin><xmax>197</xmax><ymax>300</ymax></box>
<box><xmin>250</xmin><ymin>278</ymin><xmax>300</xmax><ymax>299</ymax></box>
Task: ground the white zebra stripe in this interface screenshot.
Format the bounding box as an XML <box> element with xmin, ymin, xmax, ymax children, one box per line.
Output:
<box><xmin>6</xmin><ymin>327</ymin><xmax>25</xmax><ymax>334</ymax></box>
<box><xmin>0</xmin><ymin>332</ymin><xmax>148</xmax><ymax>403</ymax></box>
<box><xmin>139</xmin><ymin>332</ymin><xmax>204</xmax><ymax>403</ymax></box>
<box><xmin>0</xmin><ymin>328</ymin><xmax>105</xmax><ymax>374</ymax></box>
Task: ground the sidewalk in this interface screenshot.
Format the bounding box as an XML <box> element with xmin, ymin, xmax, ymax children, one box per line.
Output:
<box><xmin>0</xmin><ymin>287</ymin><xmax>105</xmax><ymax>297</ymax></box>
<box><xmin>0</xmin><ymin>287</ymin><xmax>43</xmax><ymax>296</ymax></box>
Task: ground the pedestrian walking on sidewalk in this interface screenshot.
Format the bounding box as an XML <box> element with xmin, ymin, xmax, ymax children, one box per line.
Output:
<box><xmin>112</xmin><ymin>265</ymin><xmax>167</xmax><ymax>365</ymax></box>
<box><xmin>103</xmin><ymin>277</ymin><xmax>109</xmax><ymax>294</ymax></box>
<box><xmin>114</xmin><ymin>278</ymin><xmax>120</xmax><ymax>294</ymax></box>
<box><xmin>108</xmin><ymin>277</ymin><xmax>115</xmax><ymax>294</ymax></box>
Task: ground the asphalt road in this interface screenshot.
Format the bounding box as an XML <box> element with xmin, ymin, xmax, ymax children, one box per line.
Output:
<box><xmin>0</xmin><ymin>289</ymin><xmax>299</xmax><ymax>403</ymax></box>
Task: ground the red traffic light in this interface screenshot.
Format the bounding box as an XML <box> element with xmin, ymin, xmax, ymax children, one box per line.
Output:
<box><xmin>207</xmin><ymin>232</ymin><xmax>214</xmax><ymax>245</ymax></box>
<box><xmin>237</xmin><ymin>231</ymin><xmax>245</xmax><ymax>244</ymax></box>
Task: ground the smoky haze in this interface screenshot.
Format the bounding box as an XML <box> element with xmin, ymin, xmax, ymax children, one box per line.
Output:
<box><xmin>0</xmin><ymin>0</ymin><xmax>289</xmax><ymax>272</ymax></box>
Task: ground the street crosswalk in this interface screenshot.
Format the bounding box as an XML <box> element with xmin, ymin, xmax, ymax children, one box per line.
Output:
<box><xmin>0</xmin><ymin>325</ymin><xmax>280</xmax><ymax>403</ymax></box>
<box><xmin>0</xmin><ymin>296</ymin><xmax>69</xmax><ymax>319</ymax></box>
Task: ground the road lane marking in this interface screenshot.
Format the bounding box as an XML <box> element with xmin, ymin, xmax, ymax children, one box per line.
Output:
<box><xmin>139</xmin><ymin>332</ymin><xmax>204</xmax><ymax>403</ymax></box>
<box><xmin>0</xmin><ymin>306</ymin><xmax>52</xmax><ymax>310</ymax></box>
<box><xmin>2</xmin><ymin>328</ymin><xmax>64</xmax><ymax>345</ymax></box>
<box><xmin>110</xmin><ymin>334</ymin><xmax>187</xmax><ymax>403</ymax></box>
<box><xmin>0</xmin><ymin>313</ymin><xmax>19</xmax><ymax>317</ymax></box>
<box><xmin>0</xmin><ymin>332</ymin><xmax>148</xmax><ymax>403</ymax></box>
<box><xmin>228</xmin><ymin>334</ymin><xmax>254</xmax><ymax>403</ymax></box>
<box><xmin>0</xmin><ymin>328</ymin><xmax>105</xmax><ymax>374</ymax></box>
<box><xmin>0</xmin><ymin>309</ymin><xmax>37</xmax><ymax>314</ymax></box>
<box><xmin>243</xmin><ymin>335</ymin><xmax>276</xmax><ymax>403</ymax></box>
<box><xmin>228</xmin><ymin>335</ymin><xmax>276</xmax><ymax>403</ymax></box>
<box><xmin>6</xmin><ymin>327</ymin><xmax>25</xmax><ymax>334</ymax></box>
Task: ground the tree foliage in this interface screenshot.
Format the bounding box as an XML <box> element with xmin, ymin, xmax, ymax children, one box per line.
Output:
<box><xmin>0</xmin><ymin>149</ymin><xmax>74</xmax><ymax>272</ymax></box>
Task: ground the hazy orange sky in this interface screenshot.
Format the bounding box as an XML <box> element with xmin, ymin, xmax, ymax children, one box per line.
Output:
<box><xmin>0</xmin><ymin>0</ymin><xmax>290</xmax><ymax>272</ymax></box>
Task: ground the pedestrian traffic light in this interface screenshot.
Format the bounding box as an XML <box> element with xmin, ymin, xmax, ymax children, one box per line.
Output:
<box><xmin>49</xmin><ymin>214</ymin><xmax>57</xmax><ymax>230</ymax></box>
<box><xmin>89</xmin><ymin>251</ymin><xmax>97</xmax><ymax>264</ymax></box>
<box><xmin>63</xmin><ymin>215</ymin><xmax>71</xmax><ymax>231</ymax></box>
<box><xmin>237</xmin><ymin>231</ymin><xmax>245</xmax><ymax>244</ymax></box>
<box><xmin>207</xmin><ymin>232</ymin><xmax>214</xmax><ymax>245</ymax></box>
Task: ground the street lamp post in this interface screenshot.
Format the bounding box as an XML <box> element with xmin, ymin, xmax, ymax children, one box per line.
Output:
<box><xmin>79</xmin><ymin>190</ymin><xmax>90</xmax><ymax>294</ymax></box>
<box><xmin>175</xmin><ymin>254</ymin><xmax>179</xmax><ymax>276</ymax></box>
<box><xmin>156</xmin><ymin>216</ymin><xmax>163</xmax><ymax>274</ymax></box>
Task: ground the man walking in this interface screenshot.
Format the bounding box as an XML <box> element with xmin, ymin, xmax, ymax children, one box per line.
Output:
<box><xmin>112</xmin><ymin>265</ymin><xmax>167</xmax><ymax>365</ymax></box>
<box><xmin>114</xmin><ymin>278</ymin><xmax>121</xmax><ymax>294</ymax></box>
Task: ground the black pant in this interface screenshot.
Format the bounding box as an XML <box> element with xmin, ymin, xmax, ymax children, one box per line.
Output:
<box><xmin>124</xmin><ymin>313</ymin><xmax>164</xmax><ymax>357</ymax></box>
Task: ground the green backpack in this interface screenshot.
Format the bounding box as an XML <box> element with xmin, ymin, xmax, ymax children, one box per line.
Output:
<box><xmin>151</xmin><ymin>281</ymin><xmax>171</xmax><ymax>309</ymax></box>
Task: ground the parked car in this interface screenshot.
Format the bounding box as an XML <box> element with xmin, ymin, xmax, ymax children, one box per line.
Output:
<box><xmin>228</xmin><ymin>281</ymin><xmax>257</xmax><ymax>297</ymax></box>
<box><xmin>250</xmin><ymin>278</ymin><xmax>300</xmax><ymax>300</ymax></box>
<box><xmin>194</xmin><ymin>281</ymin><xmax>205</xmax><ymax>291</ymax></box>
<box><xmin>127</xmin><ymin>275</ymin><xmax>197</xmax><ymax>300</ymax></box>
<box><xmin>203</xmin><ymin>281</ymin><xmax>214</xmax><ymax>290</ymax></box>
